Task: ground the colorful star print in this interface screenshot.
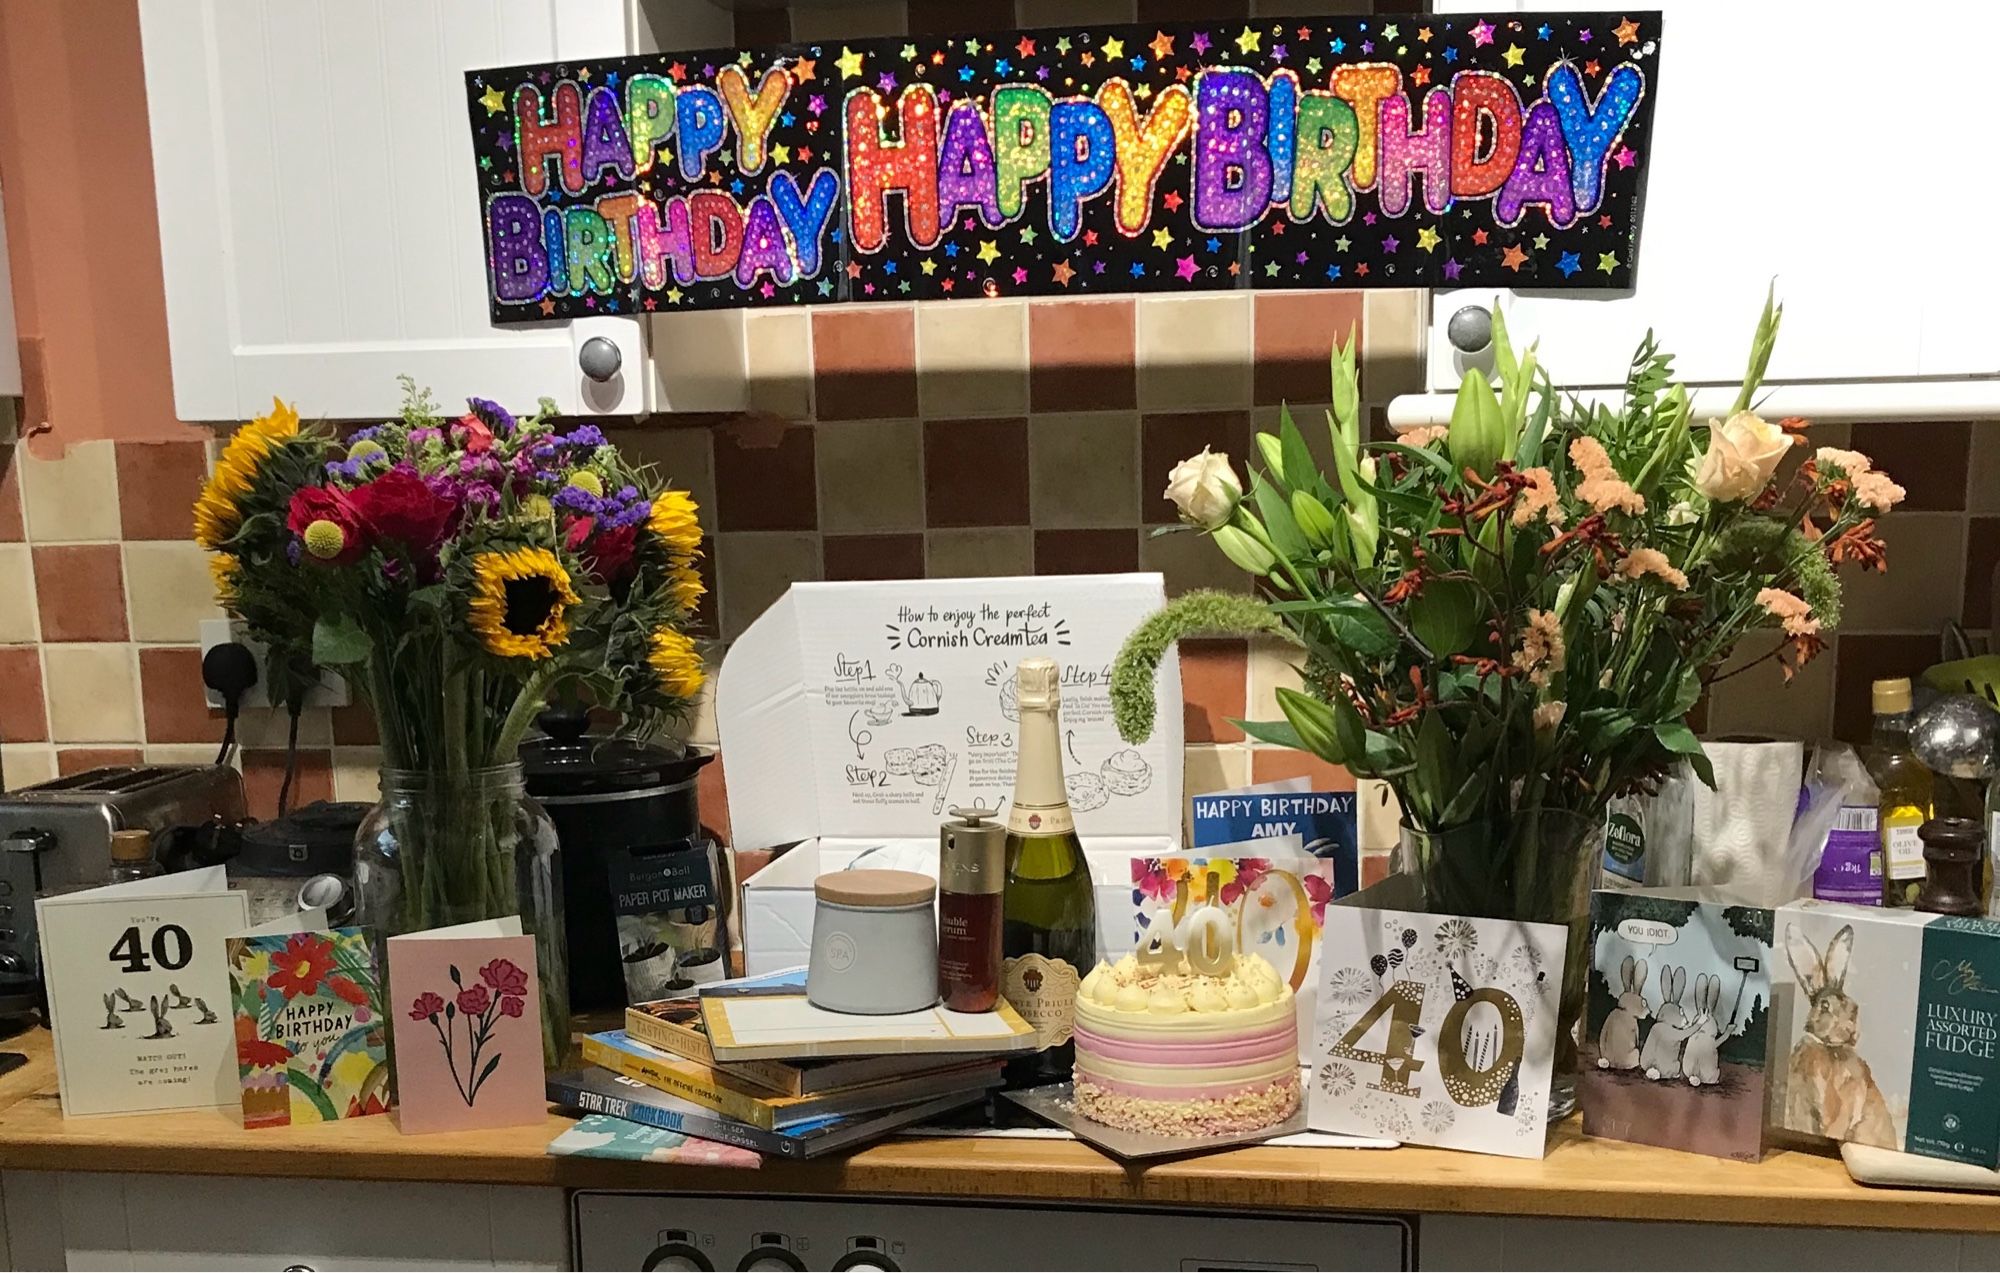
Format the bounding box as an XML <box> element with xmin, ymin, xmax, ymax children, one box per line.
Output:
<box><xmin>835</xmin><ymin>46</ymin><xmax>865</xmax><ymax>79</ymax></box>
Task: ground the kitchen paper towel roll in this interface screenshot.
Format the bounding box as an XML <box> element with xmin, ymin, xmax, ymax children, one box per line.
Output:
<box><xmin>1689</xmin><ymin>738</ymin><xmax>1806</xmax><ymax>905</ymax></box>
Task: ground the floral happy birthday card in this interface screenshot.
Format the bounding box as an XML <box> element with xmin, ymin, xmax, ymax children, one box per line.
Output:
<box><xmin>388</xmin><ymin>918</ymin><xmax>546</xmax><ymax>1134</ymax></box>
<box><xmin>227</xmin><ymin>917</ymin><xmax>388</xmax><ymax>1128</ymax></box>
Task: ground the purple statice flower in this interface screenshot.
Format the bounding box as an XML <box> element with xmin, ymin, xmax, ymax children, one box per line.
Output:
<box><xmin>347</xmin><ymin>425</ymin><xmax>384</xmax><ymax>444</ymax></box>
<box><xmin>460</xmin><ymin>482</ymin><xmax>501</xmax><ymax>512</ymax></box>
<box><xmin>559</xmin><ymin>425</ymin><xmax>607</xmax><ymax>450</ymax></box>
<box><xmin>286</xmin><ymin>540</ymin><xmax>303</xmax><ymax>566</ymax></box>
<box><xmin>530</xmin><ymin>442</ymin><xmax>559</xmax><ymax>462</ymax></box>
<box><xmin>552</xmin><ymin>485</ymin><xmax>603</xmax><ymax>516</ymax></box>
<box><xmin>535</xmin><ymin>469</ymin><xmax>566</xmax><ymax>486</ymax></box>
<box><xmin>466</xmin><ymin>398</ymin><xmax>516</xmax><ymax>435</ymax></box>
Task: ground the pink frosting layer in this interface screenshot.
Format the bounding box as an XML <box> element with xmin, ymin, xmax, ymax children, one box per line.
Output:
<box><xmin>1072</xmin><ymin>1018</ymin><xmax>1295</xmax><ymax>1066</ymax></box>
<box><xmin>1077</xmin><ymin>1073</ymin><xmax>1297</xmax><ymax>1101</ymax></box>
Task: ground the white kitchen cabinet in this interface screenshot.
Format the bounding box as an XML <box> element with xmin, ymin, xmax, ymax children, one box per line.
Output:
<box><xmin>138</xmin><ymin>0</ymin><xmax>738</xmax><ymax>422</ymax></box>
<box><xmin>1422</xmin><ymin>0</ymin><xmax>2000</xmax><ymax>396</ymax></box>
<box><xmin>0</xmin><ymin>1170</ymin><xmax>566</xmax><ymax>1271</ymax></box>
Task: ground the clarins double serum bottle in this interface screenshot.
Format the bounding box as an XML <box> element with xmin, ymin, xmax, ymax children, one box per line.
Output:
<box><xmin>938</xmin><ymin>806</ymin><xmax>1005</xmax><ymax>1011</ymax></box>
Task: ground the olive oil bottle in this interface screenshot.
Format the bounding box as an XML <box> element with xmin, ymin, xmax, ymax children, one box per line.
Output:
<box><xmin>1000</xmin><ymin>657</ymin><xmax>1096</xmax><ymax>1086</ymax></box>
<box><xmin>1870</xmin><ymin>678</ymin><xmax>1934</xmax><ymax>908</ymax></box>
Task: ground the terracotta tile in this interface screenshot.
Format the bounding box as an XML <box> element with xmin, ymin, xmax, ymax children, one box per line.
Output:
<box><xmin>824</xmin><ymin>533</ymin><xmax>925</xmax><ymax>581</ymax></box>
<box><xmin>1966</xmin><ymin>518</ymin><xmax>2000</xmax><ymax>631</ymax></box>
<box><xmin>917</xmin><ymin>302</ymin><xmax>1028</xmax><ymax>419</ymax></box>
<box><xmin>1137</xmin><ymin>295</ymin><xmax>1253</xmax><ymax>411</ymax></box>
<box><xmin>1180</xmin><ymin>639</ymin><xmax>1247</xmax><ymax>744</ymax></box>
<box><xmin>34</xmin><ymin>545</ymin><xmax>128</xmax><ymax>641</ymax></box>
<box><xmin>1034</xmin><ymin>529</ymin><xmax>1139</xmax><ymax>575</ymax></box>
<box><xmin>43</xmin><ymin>644</ymin><xmax>140</xmax><ymax>742</ymax></box>
<box><xmin>1141</xmin><ymin>0</ymin><xmax>1246</xmax><ymax>18</ymax></box>
<box><xmin>1030</xmin><ymin>300</ymin><xmax>1136</xmax><ymax>412</ymax></box>
<box><xmin>1250</xmin><ymin>747</ymin><xmax>1356</xmax><ymax>791</ymax></box>
<box><xmin>1140</xmin><ymin>524</ymin><xmax>1251</xmax><ymax>596</ymax></box>
<box><xmin>817</xmin><ymin>419</ymin><xmax>924</xmax><ymax>532</ymax></box>
<box><xmin>1832</xmin><ymin>634</ymin><xmax>1938</xmax><ymax>744</ymax></box>
<box><xmin>909</xmin><ymin>0</ymin><xmax>1013</xmax><ymax>34</ymax></box>
<box><xmin>925</xmin><ymin>528</ymin><xmax>1033</xmax><ymax>578</ymax></box>
<box><xmin>1851</xmin><ymin>421</ymin><xmax>1970</xmax><ymax>512</ymax></box>
<box><xmin>0</xmin><ymin>546</ymin><xmax>36</xmax><ymax>643</ymax></box>
<box><xmin>331</xmin><ymin>704</ymin><xmax>380</xmax><ymax>746</ymax></box>
<box><xmin>1839</xmin><ymin>514</ymin><xmax>1964</xmax><ymax>633</ymax></box>
<box><xmin>713</xmin><ymin>424</ymin><xmax>816</xmax><ymax>532</ymax></box>
<box><xmin>732</xmin><ymin>6</ymin><xmax>789</xmax><ymax>46</ymax></box>
<box><xmin>813</xmin><ymin>309</ymin><xmax>919</xmax><ymax>421</ymax></box>
<box><xmin>241</xmin><ymin>748</ymin><xmax>335</xmax><ymax>820</ymax></box>
<box><xmin>1361</xmin><ymin>851</ymin><xmax>1391</xmax><ymax>888</ymax></box>
<box><xmin>19</xmin><ymin>439</ymin><xmax>121</xmax><ymax>542</ymax></box>
<box><xmin>0</xmin><ymin>648</ymin><xmax>46</xmax><ymax>743</ymax></box>
<box><xmin>1254</xmin><ymin>292</ymin><xmax>1363</xmax><ymax>406</ymax></box>
<box><xmin>57</xmin><ymin>747</ymin><xmax>141</xmax><ymax>776</ymax></box>
<box><xmin>125</xmin><ymin>541</ymin><xmax>224</xmax><ymax>642</ymax></box>
<box><xmin>138</xmin><ymin>647</ymin><xmax>225</xmax><ymax>745</ymax></box>
<box><xmin>1141</xmin><ymin>410</ymin><xmax>1253</xmax><ymax>524</ymax></box>
<box><xmin>114</xmin><ymin>440</ymin><xmax>209</xmax><ymax>540</ymax></box>
<box><xmin>1030</xmin><ymin>412</ymin><xmax>1140</xmax><ymax>529</ymax></box>
<box><xmin>714</xmin><ymin>533</ymin><xmax>821</xmax><ymax>642</ymax></box>
<box><xmin>924</xmin><ymin>418</ymin><xmax>1029</xmax><ymax>527</ymax></box>
<box><xmin>699</xmin><ymin>754</ymin><xmax>732</xmax><ymax>846</ymax></box>
<box><xmin>0</xmin><ymin>446</ymin><xmax>21</xmax><ymax>542</ymax></box>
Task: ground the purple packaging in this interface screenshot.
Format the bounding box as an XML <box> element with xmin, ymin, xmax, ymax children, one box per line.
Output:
<box><xmin>1813</xmin><ymin>804</ymin><xmax>1884</xmax><ymax>905</ymax></box>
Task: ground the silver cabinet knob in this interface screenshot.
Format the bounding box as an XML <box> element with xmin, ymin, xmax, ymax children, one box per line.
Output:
<box><xmin>579</xmin><ymin>335</ymin><xmax>623</xmax><ymax>382</ymax></box>
<box><xmin>1446</xmin><ymin>305</ymin><xmax>1493</xmax><ymax>355</ymax></box>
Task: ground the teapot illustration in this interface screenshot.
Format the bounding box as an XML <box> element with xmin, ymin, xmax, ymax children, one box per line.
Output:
<box><xmin>885</xmin><ymin>664</ymin><xmax>943</xmax><ymax>716</ymax></box>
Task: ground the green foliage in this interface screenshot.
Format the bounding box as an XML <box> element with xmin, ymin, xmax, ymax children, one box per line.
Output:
<box><xmin>1109</xmin><ymin>591</ymin><xmax>1294</xmax><ymax>744</ymax></box>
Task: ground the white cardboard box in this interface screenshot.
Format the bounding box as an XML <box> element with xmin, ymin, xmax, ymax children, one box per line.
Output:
<box><xmin>719</xmin><ymin>574</ymin><xmax>1183</xmax><ymax>972</ymax></box>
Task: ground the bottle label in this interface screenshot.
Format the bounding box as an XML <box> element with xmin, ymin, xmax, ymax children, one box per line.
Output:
<box><xmin>1601</xmin><ymin>810</ymin><xmax>1646</xmax><ymax>882</ymax></box>
<box><xmin>1001</xmin><ymin>953</ymin><xmax>1081</xmax><ymax>1049</ymax></box>
<box><xmin>1815</xmin><ymin>806</ymin><xmax>1884</xmax><ymax>906</ymax></box>
<box><xmin>1005</xmin><ymin>801</ymin><xmax>1075</xmax><ymax>837</ymax></box>
<box><xmin>1887</xmin><ymin>822</ymin><xmax>1926</xmax><ymax>880</ymax></box>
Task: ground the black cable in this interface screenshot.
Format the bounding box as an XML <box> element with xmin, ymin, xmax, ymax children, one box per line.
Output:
<box><xmin>201</xmin><ymin>643</ymin><xmax>258</xmax><ymax>769</ymax></box>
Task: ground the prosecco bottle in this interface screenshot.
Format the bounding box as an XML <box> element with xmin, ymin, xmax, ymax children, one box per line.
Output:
<box><xmin>1000</xmin><ymin>656</ymin><xmax>1097</xmax><ymax>1087</ymax></box>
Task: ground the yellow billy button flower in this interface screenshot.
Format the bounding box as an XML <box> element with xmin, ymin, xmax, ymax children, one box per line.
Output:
<box><xmin>466</xmin><ymin>548</ymin><xmax>581</xmax><ymax>659</ymax></box>
<box><xmin>648</xmin><ymin>490</ymin><xmax>702</xmax><ymax>557</ymax></box>
<box><xmin>302</xmin><ymin>520</ymin><xmax>348</xmax><ymax>561</ymax></box>
<box><xmin>648</xmin><ymin>628</ymin><xmax>705</xmax><ymax>699</ymax></box>
<box><xmin>193</xmin><ymin>397</ymin><xmax>301</xmax><ymax>549</ymax></box>
<box><xmin>518</xmin><ymin>494</ymin><xmax>554</xmax><ymax>523</ymax></box>
<box><xmin>566</xmin><ymin>471</ymin><xmax>604</xmax><ymax>497</ymax></box>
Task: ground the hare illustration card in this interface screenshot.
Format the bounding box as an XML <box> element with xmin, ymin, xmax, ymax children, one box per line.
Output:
<box><xmin>227</xmin><ymin>914</ymin><xmax>388</xmax><ymax>1128</ymax></box>
<box><xmin>1309</xmin><ymin>906</ymin><xmax>1568</xmax><ymax>1158</ymax></box>
<box><xmin>36</xmin><ymin>866</ymin><xmax>249</xmax><ymax>1117</ymax></box>
<box><xmin>388</xmin><ymin>918</ymin><xmax>546</xmax><ymax>1134</ymax></box>
<box><xmin>1582</xmin><ymin>891</ymin><xmax>1773</xmax><ymax>1162</ymax></box>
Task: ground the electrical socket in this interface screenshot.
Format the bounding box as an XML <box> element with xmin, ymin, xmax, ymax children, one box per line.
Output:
<box><xmin>197</xmin><ymin>618</ymin><xmax>351</xmax><ymax>710</ymax></box>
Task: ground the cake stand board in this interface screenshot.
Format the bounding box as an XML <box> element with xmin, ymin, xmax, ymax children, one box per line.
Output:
<box><xmin>1001</xmin><ymin>1083</ymin><xmax>1396</xmax><ymax>1161</ymax></box>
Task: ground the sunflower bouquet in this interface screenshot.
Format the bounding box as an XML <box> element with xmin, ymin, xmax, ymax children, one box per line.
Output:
<box><xmin>195</xmin><ymin>382</ymin><xmax>707</xmax><ymax>1061</ymax></box>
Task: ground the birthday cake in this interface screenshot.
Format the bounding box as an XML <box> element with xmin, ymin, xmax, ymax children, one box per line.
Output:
<box><xmin>1072</xmin><ymin>913</ymin><xmax>1300</xmax><ymax>1137</ymax></box>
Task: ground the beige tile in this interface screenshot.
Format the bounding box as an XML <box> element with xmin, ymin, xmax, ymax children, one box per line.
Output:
<box><xmin>715</xmin><ymin>532</ymin><xmax>821</xmax><ymax>641</ymax></box>
<box><xmin>1360</xmin><ymin>289</ymin><xmax>1426</xmax><ymax>405</ymax></box>
<box><xmin>1</xmin><ymin>743</ymin><xmax>57</xmax><ymax>788</ymax></box>
<box><xmin>1140</xmin><ymin>525</ymin><xmax>1252</xmax><ymax>597</ymax></box>
<box><xmin>1137</xmin><ymin>294</ymin><xmax>1252</xmax><ymax>412</ymax></box>
<box><xmin>917</xmin><ymin>301</ymin><xmax>1028</xmax><ymax>419</ymax></box>
<box><xmin>1839</xmin><ymin>514</ymin><xmax>1965</xmax><ymax>633</ymax></box>
<box><xmin>333</xmin><ymin>746</ymin><xmax>384</xmax><ymax>803</ymax></box>
<box><xmin>1018</xmin><ymin>0</ymin><xmax>1132</xmax><ymax>22</ymax></box>
<box><xmin>0</xmin><ymin>545</ymin><xmax>37</xmax><ymax>643</ymax></box>
<box><xmin>143</xmin><ymin>744</ymin><xmax>223</xmax><ymax>766</ymax></box>
<box><xmin>1972</xmin><ymin>424</ymin><xmax>2000</xmax><ymax>516</ymax></box>
<box><xmin>646</xmin><ymin>311</ymin><xmax>748</xmax><ymax>413</ymax></box>
<box><xmin>744</xmin><ymin>310</ymin><xmax>813</xmax><ymax>419</ymax></box>
<box><xmin>234</xmin><ymin>706</ymin><xmax>334</xmax><ymax>750</ymax></box>
<box><xmin>1356</xmin><ymin>778</ymin><xmax>1402</xmax><ymax>855</ymax></box>
<box><xmin>684</xmin><ymin>675</ymin><xmax>720</xmax><ymax>749</ymax></box>
<box><xmin>790</xmin><ymin>2</ymin><xmax>906</xmax><ymax>40</ymax></box>
<box><xmin>20</xmin><ymin>439</ymin><xmax>120</xmax><ymax>541</ymax></box>
<box><xmin>1246</xmin><ymin>636</ymin><xmax>1308</xmax><ymax>723</ymax></box>
<box><xmin>1704</xmin><ymin>629</ymin><xmax>1836</xmax><ymax>740</ymax></box>
<box><xmin>606</xmin><ymin>425</ymin><xmax>718</xmax><ymax>534</ymax></box>
<box><xmin>124</xmin><ymin>541</ymin><xmax>225</xmax><ymax>643</ymax></box>
<box><xmin>817</xmin><ymin>419</ymin><xmax>924</xmax><ymax>533</ymax></box>
<box><xmin>43</xmin><ymin>644</ymin><xmax>139</xmax><ymax>742</ymax></box>
<box><xmin>1183</xmin><ymin>742</ymin><xmax>1253</xmax><ymax>845</ymax></box>
<box><xmin>1029</xmin><ymin>412</ymin><xmax>1139</xmax><ymax>528</ymax></box>
<box><xmin>924</xmin><ymin>528</ymin><xmax>1033</xmax><ymax>578</ymax></box>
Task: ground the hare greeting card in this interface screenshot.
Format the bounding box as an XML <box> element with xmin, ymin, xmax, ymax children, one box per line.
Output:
<box><xmin>387</xmin><ymin>918</ymin><xmax>547</xmax><ymax>1134</ymax></box>
<box><xmin>227</xmin><ymin>915</ymin><xmax>388</xmax><ymax>1128</ymax></box>
<box><xmin>1308</xmin><ymin>906</ymin><xmax>1567</xmax><ymax>1158</ymax></box>
<box><xmin>1581</xmin><ymin>891</ymin><xmax>1773</xmax><ymax>1161</ymax></box>
<box><xmin>37</xmin><ymin>866</ymin><xmax>249</xmax><ymax>1117</ymax></box>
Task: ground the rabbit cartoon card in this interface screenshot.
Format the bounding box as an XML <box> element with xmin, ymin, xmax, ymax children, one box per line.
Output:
<box><xmin>1309</xmin><ymin>906</ymin><xmax>1568</xmax><ymax>1158</ymax></box>
<box><xmin>36</xmin><ymin>866</ymin><xmax>249</xmax><ymax>1117</ymax></box>
<box><xmin>1582</xmin><ymin>891</ymin><xmax>1773</xmax><ymax>1162</ymax></box>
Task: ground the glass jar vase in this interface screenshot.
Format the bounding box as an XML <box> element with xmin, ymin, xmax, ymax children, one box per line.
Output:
<box><xmin>1395</xmin><ymin>806</ymin><xmax>1603</xmax><ymax>1121</ymax></box>
<box><xmin>354</xmin><ymin>764</ymin><xmax>568</xmax><ymax>1069</ymax></box>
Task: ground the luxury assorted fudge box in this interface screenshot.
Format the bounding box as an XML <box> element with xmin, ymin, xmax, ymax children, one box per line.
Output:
<box><xmin>1771</xmin><ymin>900</ymin><xmax>2000</xmax><ymax>1168</ymax></box>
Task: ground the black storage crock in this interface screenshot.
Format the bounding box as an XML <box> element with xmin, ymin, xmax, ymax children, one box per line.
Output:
<box><xmin>521</xmin><ymin>706</ymin><xmax>716</xmax><ymax>1012</ymax></box>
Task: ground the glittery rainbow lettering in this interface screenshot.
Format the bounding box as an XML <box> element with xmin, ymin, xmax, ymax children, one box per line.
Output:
<box><xmin>1497</xmin><ymin>99</ymin><xmax>1577</xmax><ymax>228</ymax></box>
<box><xmin>717</xmin><ymin>64</ymin><xmax>792</xmax><ymax>175</ymax></box>
<box><xmin>1451</xmin><ymin>72</ymin><xmax>1523</xmax><ymax>198</ymax></box>
<box><xmin>936</xmin><ymin>99</ymin><xmax>1004</xmax><ymax>229</ymax></box>
<box><xmin>1096</xmin><ymin>80</ymin><xmax>1190</xmax><ymax>237</ymax></box>
<box><xmin>1376</xmin><ymin>86</ymin><xmax>1454</xmax><ymax>217</ymax></box>
<box><xmin>1193</xmin><ymin>68</ymin><xmax>1272</xmax><ymax>232</ymax></box>
<box><xmin>993</xmin><ymin>85</ymin><xmax>1053</xmax><ymax>221</ymax></box>
<box><xmin>1048</xmin><ymin>99</ymin><xmax>1116</xmax><ymax>242</ymax></box>
<box><xmin>844</xmin><ymin>84</ymin><xmax>942</xmax><ymax>252</ymax></box>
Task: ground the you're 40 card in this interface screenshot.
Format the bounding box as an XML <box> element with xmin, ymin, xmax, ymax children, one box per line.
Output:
<box><xmin>1309</xmin><ymin>906</ymin><xmax>1568</xmax><ymax>1158</ymax></box>
<box><xmin>37</xmin><ymin>866</ymin><xmax>249</xmax><ymax>1117</ymax></box>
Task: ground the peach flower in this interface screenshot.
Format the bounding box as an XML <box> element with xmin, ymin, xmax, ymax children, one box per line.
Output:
<box><xmin>1617</xmin><ymin>547</ymin><xmax>1689</xmax><ymax>590</ymax></box>
<box><xmin>1756</xmin><ymin>587</ymin><xmax>1819</xmax><ymax>637</ymax></box>
<box><xmin>1569</xmin><ymin>436</ymin><xmax>1645</xmax><ymax>515</ymax></box>
<box><xmin>1852</xmin><ymin>471</ymin><xmax>1906</xmax><ymax>512</ymax></box>
<box><xmin>1511</xmin><ymin>466</ymin><xmax>1566</xmax><ymax>529</ymax></box>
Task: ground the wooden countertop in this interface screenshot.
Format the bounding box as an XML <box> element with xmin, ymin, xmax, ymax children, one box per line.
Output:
<box><xmin>0</xmin><ymin>1030</ymin><xmax>1994</xmax><ymax>1230</ymax></box>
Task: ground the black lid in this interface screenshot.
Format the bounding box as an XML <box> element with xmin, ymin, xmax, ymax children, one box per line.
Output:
<box><xmin>520</xmin><ymin>705</ymin><xmax>713</xmax><ymax>797</ymax></box>
<box><xmin>238</xmin><ymin>801</ymin><xmax>369</xmax><ymax>877</ymax></box>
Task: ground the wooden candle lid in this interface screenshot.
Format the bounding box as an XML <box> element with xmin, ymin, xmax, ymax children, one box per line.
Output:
<box><xmin>814</xmin><ymin>868</ymin><xmax>937</xmax><ymax>908</ymax></box>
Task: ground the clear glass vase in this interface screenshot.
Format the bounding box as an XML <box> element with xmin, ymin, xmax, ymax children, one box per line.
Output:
<box><xmin>1395</xmin><ymin>806</ymin><xmax>1603</xmax><ymax>1121</ymax></box>
<box><xmin>354</xmin><ymin>764</ymin><xmax>569</xmax><ymax>1070</ymax></box>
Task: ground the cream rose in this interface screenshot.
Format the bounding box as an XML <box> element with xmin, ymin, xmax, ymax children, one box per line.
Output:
<box><xmin>1163</xmin><ymin>447</ymin><xmax>1243</xmax><ymax>530</ymax></box>
<box><xmin>1694</xmin><ymin>411</ymin><xmax>1791</xmax><ymax>503</ymax></box>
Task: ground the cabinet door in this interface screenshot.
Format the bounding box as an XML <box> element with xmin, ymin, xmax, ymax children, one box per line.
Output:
<box><xmin>139</xmin><ymin>0</ymin><xmax>643</xmax><ymax>421</ymax></box>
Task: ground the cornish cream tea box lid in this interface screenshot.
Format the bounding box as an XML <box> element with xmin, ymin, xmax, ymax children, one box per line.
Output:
<box><xmin>717</xmin><ymin>574</ymin><xmax>1183</xmax><ymax>849</ymax></box>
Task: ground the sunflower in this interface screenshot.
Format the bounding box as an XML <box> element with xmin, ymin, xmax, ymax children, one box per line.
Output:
<box><xmin>666</xmin><ymin>561</ymin><xmax>706</xmax><ymax>614</ymax></box>
<box><xmin>210</xmin><ymin>553</ymin><xmax>240</xmax><ymax>607</ymax></box>
<box><xmin>466</xmin><ymin>548</ymin><xmax>581</xmax><ymax>659</ymax></box>
<box><xmin>194</xmin><ymin>398</ymin><xmax>301</xmax><ymax>548</ymax></box>
<box><xmin>648</xmin><ymin>490</ymin><xmax>702</xmax><ymax>558</ymax></box>
<box><xmin>647</xmin><ymin>628</ymin><xmax>705</xmax><ymax>698</ymax></box>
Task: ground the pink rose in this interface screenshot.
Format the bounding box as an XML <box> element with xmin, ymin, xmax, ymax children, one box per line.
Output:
<box><xmin>455</xmin><ymin>984</ymin><xmax>491</xmax><ymax>1016</ymax></box>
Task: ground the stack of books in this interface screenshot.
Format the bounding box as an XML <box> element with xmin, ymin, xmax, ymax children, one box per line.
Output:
<box><xmin>545</xmin><ymin>968</ymin><xmax>1026</xmax><ymax>1160</ymax></box>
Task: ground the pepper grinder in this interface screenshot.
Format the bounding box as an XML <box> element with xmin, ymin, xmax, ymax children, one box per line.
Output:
<box><xmin>1916</xmin><ymin>817</ymin><xmax>1986</xmax><ymax>918</ymax></box>
<box><xmin>937</xmin><ymin>806</ymin><xmax>1005</xmax><ymax>1012</ymax></box>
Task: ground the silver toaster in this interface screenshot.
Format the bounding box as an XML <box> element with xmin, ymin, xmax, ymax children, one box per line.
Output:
<box><xmin>0</xmin><ymin>764</ymin><xmax>248</xmax><ymax>891</ymax></box>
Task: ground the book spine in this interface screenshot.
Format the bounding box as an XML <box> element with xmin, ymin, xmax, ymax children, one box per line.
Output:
<box><xmin>621</xmin><ymin>1014</ymin><xmax>715</xmax><ymax>1066</ymax></box>
<box><xmin>714</xmin><ymin>1058</ymin><xmax>806</xmax><ymax>1097</ymax></box>
<box><xmin>549</xmin><ymin>1079</ymin><xmax>794</xmax><ymax>1158</ymax></box>
<box><xmin>581</xmin><ymin>1037</ymin><xmax>776</xmax><ymax>1131</ymax></box>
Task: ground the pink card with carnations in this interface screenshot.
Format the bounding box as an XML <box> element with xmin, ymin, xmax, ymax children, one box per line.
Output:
<box><xmin>388</xmin><ymin>918</ymin><xmax>547</xmax><ymax>1134</ymax></box>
